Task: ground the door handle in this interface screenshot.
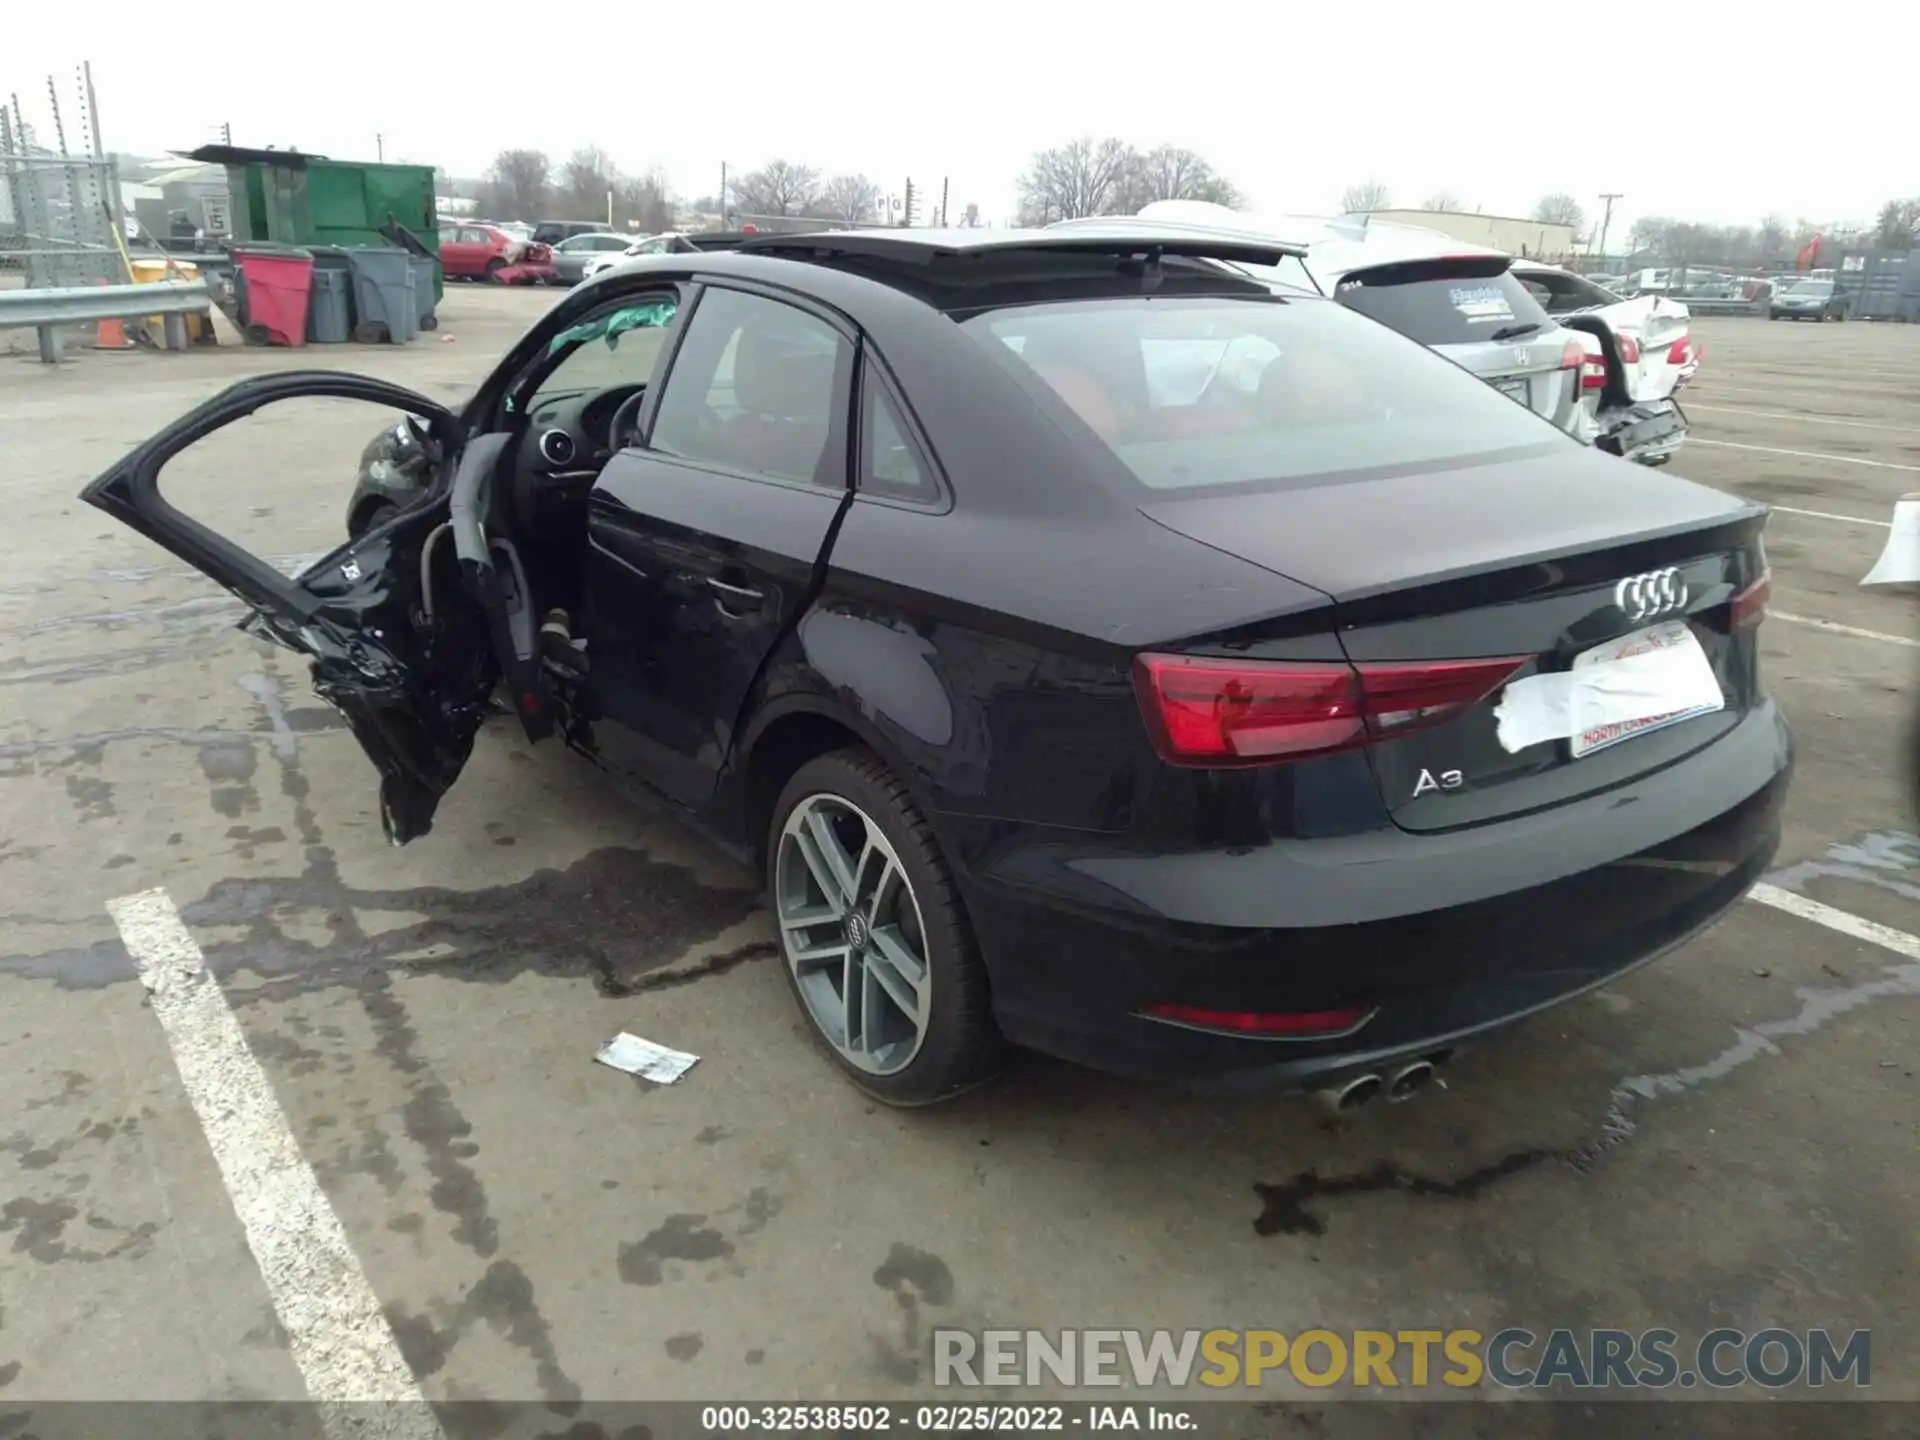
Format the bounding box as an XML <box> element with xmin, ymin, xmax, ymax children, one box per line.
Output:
<box><xmin>706</xmin><ymin>576</ymin><xmax>764</xmax><ymax>612</ymax></box>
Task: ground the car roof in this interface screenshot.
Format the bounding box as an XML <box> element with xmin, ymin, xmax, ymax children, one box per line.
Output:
<box><xmin>737</xmin><ymin>224</ymin><xmax>1307</xmax><ymax>268</ymax></box>
<box><xmin>1060</xmin><ymin>203</ymin><xmax>1513</xmax><ymax>281</ymax></box>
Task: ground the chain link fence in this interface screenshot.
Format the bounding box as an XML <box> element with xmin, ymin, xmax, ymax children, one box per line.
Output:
<box><xmin>2</xmin><ymin>76</ymin><xmax>128</xmax><ymax>289</ymax></box>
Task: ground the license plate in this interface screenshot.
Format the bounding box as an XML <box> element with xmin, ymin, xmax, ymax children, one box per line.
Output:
<box><xmin>1569</xmin><ymin>620</ymin><xmax>1725</xmax><ymax>759</ymax></box>
<box><xmin>1494</xmin><ymin>376</ymin><xmax>1530</xmax><ymax>403</ymax></box>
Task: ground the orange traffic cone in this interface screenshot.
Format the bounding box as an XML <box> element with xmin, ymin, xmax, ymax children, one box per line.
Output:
<box><xmin>93</xmin><ymin>279</ymin><xmax>136</xmax><ymax>351</ymax></box>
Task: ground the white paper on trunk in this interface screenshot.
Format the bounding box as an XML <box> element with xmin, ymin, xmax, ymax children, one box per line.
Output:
<box><xmin>1494</xmin><ymin>628</ymin><xmax>1725</xmax><ymax>756</ymax></box>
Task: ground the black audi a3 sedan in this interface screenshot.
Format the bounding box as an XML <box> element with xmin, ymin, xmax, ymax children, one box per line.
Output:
<box><xmin>82</xmin><ymin>227</ymin><xmax>1792</xmax><ymax>1107</ymax></box>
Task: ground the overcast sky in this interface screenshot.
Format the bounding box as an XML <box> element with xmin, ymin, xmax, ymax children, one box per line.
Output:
<box><xmin>10</xmin><ymin>4</ymin><xmax>1912</xmax><ymax>238</ymax></box>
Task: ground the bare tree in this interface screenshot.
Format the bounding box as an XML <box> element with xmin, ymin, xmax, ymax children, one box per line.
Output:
<box><xmin>1419</xmin><ymin>191</ymin><xmax>1462</xmax><ymax>212</ymax></box>
<box><xmin>1014</xmin><ymin>136</ymin><xmax>1138</xmax><ymax>225</ymax></box>
<box><xmin>1755</xmin><ymin>214</ymin><xmax>1790</xmax><ymax>260</ymax></box>
<box><xmin>732</xmin><ymin>159</ymin><xmax>821</xmax><ymax>217</ymax></box>
<box><xmin>615</xmin><ymin>166</ymin><xmax>674</xmax><ymax>234</ymax></box>
<box><xmin>1340</xmin><ymin>180</ymin><xmax>1391</xmax><ymax>213</ymax></box>
<box><xmin>1877</xmin><ymin>197</ymin><xmax>1920</xmax><ymax>250</ymax></box>
<box><xmin>560</xmin><ymin>146</ymin><xmax>617</xmax><ymax>222</ymax></box>
<box><xmin>960</xmin><ymin>201</ymin><xmax>981</xmax><ymax>228</ymax></box>
<box><xmin>818</xmin><ymin>173</ymin><xmax>883</xmax><ymax>224</ymax></box>
<box><xmin>1531</xmin><ymin>192</ymin><xmax>1586</xmax><ymax>234</ymax></box>
<box><xmin>482</xmin><ymin>149</ymin><xmax>551</xmax><ymax>221</ymax></box>
<box><xmin>1116</xmin><ymin>144</ymin><xmax>1243</xmax><ymax>212</ymax></box>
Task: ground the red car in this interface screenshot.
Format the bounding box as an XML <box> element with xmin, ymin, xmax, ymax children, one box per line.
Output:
<box><xmin>436</xmin><ymin>224</ymin><xmax>559</xmax><ymax>285</ymax></box>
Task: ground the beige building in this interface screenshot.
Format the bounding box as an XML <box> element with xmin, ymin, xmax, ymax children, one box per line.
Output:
<box><xmin>1367</xmin><ymin>209</ymin><xmax>1578</xmax><ymax>261</ymax></box>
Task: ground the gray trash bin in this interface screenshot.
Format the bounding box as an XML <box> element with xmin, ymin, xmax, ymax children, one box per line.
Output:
<box><xmin>343</xmin><ymin>248</ymin><xmax>418</xmax><ymax>344</ymax></box>
<box><xmin>306</xmin><ymin>269</ymin><xmax>352</xmax><ymax>343</ymax></box>
<box><xmin>307</xmin><ymin>246</ymin><xmax>358</xmax><ymax>329</ymax></box>
<box><xmin>408</xmin><ymin>255</ymin><xmax>441</xmax><ymax>332</ymax></box>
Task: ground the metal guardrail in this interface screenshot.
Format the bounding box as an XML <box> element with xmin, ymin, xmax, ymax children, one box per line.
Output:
<box><xmin>0</xmin><ymin>279</ymin><xmax>212</xmax><ymax>364</ymax></box>
<box><xmin>1673</xmin><ymin>294</ymin><xmax>1766</xmax><ymax>316</ymax></box>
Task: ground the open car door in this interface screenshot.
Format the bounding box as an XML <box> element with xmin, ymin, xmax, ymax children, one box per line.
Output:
<box><xmin>80</xmin><ymin>372</ymin><xmax>550</xmax><ymax>845</ymax></box>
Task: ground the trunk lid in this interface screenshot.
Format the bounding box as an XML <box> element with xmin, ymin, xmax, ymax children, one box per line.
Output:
<box><xmin>1139</xmin><ymin>446</ymin><xmax>1769</xmax><ymax>831</ymax></box>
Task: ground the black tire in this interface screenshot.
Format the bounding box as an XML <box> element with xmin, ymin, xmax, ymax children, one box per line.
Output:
<box><xmin>767</xmin><ymin>747</ymin><xmax>1001</xmax><ymax>1106</ymax></box>
<box><xmin>348</xmin><ymin>499</ymin><xmax>399</xmax><ymax>540</ymax></box>
<box><xmin>421</xmin><ymin>314</ymin><xmax>439</xmax><ymax>332</ymax></box>
<box><xmin>484</xmin><ymin>258</ymin><xmax>506</xmax><ymax>283</ymax></box>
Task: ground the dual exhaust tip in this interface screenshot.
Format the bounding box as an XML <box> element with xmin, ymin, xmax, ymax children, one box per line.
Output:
<box><xmin>1320</xmin><ymin>1056</ymin><xmax>1443</xmax><ymax>1112</ymax></box>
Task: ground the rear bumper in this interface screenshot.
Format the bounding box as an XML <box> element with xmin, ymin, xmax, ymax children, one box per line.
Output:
<box><xmin>1598</xmin><ymin>398</ymin><xmax>1687</xmax><ymax>465</ymax></box>
<box><xmin>498</xmin><ymin>263</ymin><xmax>560</xmax><ymax>285</ymax></box>
<box><xmin>948</xmin><ymin>703</ymin><xmax>1791</xmax><ymax>1093</ymax></box>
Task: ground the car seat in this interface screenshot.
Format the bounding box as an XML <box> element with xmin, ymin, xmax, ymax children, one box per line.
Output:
<box><xmin>715</xmin><ymin>327</ymin><xmax>837</xmax><ymax>481</ymax></box>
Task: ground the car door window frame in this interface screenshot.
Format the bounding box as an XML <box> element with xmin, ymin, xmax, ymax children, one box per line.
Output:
<box><xmin>498</xmin><ymin>284</ymin><xmax>687</xmax><ymax>423</ymax></box>
<box><xmin>635</xmin><ymin>278</ymin><xmax>858</xmax><ymax>496</ymax></box>
<box><xmin>853</xmin><ymin>343</ymin><xmax>950</xmax><ymax>513</ymax></box>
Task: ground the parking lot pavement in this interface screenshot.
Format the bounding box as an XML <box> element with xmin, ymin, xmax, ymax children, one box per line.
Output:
<box><xmin>1</xmin><ymin>292</ymin><xmax>1916</xmax><ymax>1416</ymax></box>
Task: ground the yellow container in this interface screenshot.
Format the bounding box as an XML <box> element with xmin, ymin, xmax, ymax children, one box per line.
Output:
<box><xmin>129</xmin><ymin>258</ymin><xmax>211</xmax><ymax>342</ymax></box>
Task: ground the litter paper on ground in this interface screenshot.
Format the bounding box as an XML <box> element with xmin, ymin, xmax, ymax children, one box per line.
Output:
<box><xmin>596</xmin><ymin>1032</ymin><xmax>702</xmax><ymax>1084</ymax></box>
<box><xmin>1862</xmin><ymin>493</ymin><xmax>1920</xmax><ymax>586</ymax></box>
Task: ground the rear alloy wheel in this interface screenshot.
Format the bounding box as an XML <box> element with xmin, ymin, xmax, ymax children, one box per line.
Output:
<box><xmin>769</xmin><ymin>749</ymin><xmax>1000</xmax><ymax>1106</ymax></box>
<box><xmin>485</xmin><ymin>258</ymin><xmax>506</xmax><ymax>283</ymax></box>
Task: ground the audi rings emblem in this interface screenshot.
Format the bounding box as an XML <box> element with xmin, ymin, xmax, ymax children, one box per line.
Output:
<box><xmin>1614</xmin><ymin>567</ymin><xmax>1689</xmax><ymax>622</ymax></box>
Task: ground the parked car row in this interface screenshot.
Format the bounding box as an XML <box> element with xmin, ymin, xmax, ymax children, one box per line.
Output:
<box><xmin>85</xmin><ymin>222</ymin><xmax>1787</xmax><ymax>1109</ymax></box>
<box><xmin>1058</xmin><ymin>201</ymin><xmax>1698</xmax><ymax>467</ymax></box>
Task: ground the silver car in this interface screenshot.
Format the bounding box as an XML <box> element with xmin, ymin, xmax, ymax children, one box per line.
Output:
<box><xmin>1052</xmin><ymin>204</ymin><xmax>1586</xmax><ymax>440</ymax></box>
<box><xmin>550</xmin><ymin>232</ymin><xmax>638</xmax><ymax>285</ymax></box>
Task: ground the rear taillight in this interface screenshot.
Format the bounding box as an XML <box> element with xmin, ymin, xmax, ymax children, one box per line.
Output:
<box><xmin>1559</xmin><ymin>338</ymin><xmax>1585</xmax><ymax>370</ymax></box>
<box><xmin>1730</xmin><ymin>568</ymin><xmax>1771</xmax><ymax>632</ymax></box>
<box><xmin>1579</xmin><ymin>351</ymin><xmax>1608</xmax><ymax>391</ymax></box>
<box><xmin>1667</xmin><ymin>336</ymin><xmax>1700</xmax><ymax>367</ymax></box>
<box><xmin>1131</xmin><ymin>653</ymin><xmax>1528</xmax><ymax>766</ymax></box>
<box><xmin>1141</xmin><ymin>1002</ymin><xmax>1375</xmax><ymax>1037</ymax></box>
<box><xmin>1356</xmin><ymin>657</ymin><xmax>1533</xmax><ymax>738</ymax></box>
<box><xmin>1617</xmin><ymin>335</ymin><xmax>1641</xmax><ymax>364</ymax></box>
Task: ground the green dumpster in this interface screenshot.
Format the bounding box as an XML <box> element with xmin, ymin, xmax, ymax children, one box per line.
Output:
<box><xmin>184</xmin><ymin>144</ymin><xmax>445</xmax><ymax>308</ymax></box>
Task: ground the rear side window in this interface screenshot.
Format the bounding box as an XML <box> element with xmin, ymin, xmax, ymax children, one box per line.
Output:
<box><xmin>965</xmin><ymin>294</ymin><xmax>1567</xmax><ymax>492</ymax></box>
<box><xmin>1335</xmin><ymin>260</ymin><xmax>1553</xmax><ymax>345</ymax></box>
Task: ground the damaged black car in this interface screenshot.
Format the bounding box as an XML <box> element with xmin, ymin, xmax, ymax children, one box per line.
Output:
<box><xmin>83</xmin><ymin>228</ymin><xmax>1792</xmax><ymax>1108</ymax></box>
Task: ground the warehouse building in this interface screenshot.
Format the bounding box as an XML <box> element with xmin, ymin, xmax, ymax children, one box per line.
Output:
<box><xmin>1365</xmin><ymin>209</ymin><xmax>1578</xmax><ymax>261</ymax></box>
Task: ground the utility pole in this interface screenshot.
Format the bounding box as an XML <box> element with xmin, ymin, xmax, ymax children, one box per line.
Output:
<box><xmin>719</xmin><ymin>161</ymin><xmax>728</xmax><ymax>225</ymax></box>
<box><xmin>375</xmin><ymin>133</ymin><xmax>384</xmax><ymax>163</ymax></box>
<box><xmin>221</xmin><ymin>121</ymin><xmax>232</xmax><ymax>145</ymax></box>
<box><xmin>1596</xmin><ymin>192</ymin><xmax>1622</xmax><ymax>262</ymax></box>
<box><xmin>939</xmin><ymin>176</ymin><xmax>949</xmax><ymax>228</ymax></box>
<box><xmin>902</xmin><ymin>177</ymin><xmax>915</xmax><ymax>229</ymax></box>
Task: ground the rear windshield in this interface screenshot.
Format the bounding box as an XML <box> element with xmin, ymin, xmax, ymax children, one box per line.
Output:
<box><xmin>964</xmin><ymin>294</ymin><xmax>1568</xmax><ymax>492</ymax></box>
<box><xmin>1334</xmin><ymin>261</ymin><xmax>1553</xmax><ymax>346</ymax></box>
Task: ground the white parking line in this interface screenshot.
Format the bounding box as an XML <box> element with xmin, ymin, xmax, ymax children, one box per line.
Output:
<box><xmin>1747</xmin><ymin>883</ymin><xmax>1920</xmax><ymax>959</ymax></box>
<box><xmin>107</xmin><ymin>889</ymin><xmax>445</xmax><ymax>1440</ymax></box>
<box><xmin>1689</xmin><ymin>403</ymin><xmax>1920</xmax><ymax>437</ymax></box>
<box><xmin>1768</xmin><ymin>505</ymin><xmax>1895</xmax><ymax>528</ymax></box>
<box><xmin>1770</xmin><ymin>611</ymin><xmax>1920</xmax><ymax>648</ymax></box>
<box><xmin>1691</xmin><ymin>438</ymin><xmax>1920</xmax><ymax>473</ymax></box>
